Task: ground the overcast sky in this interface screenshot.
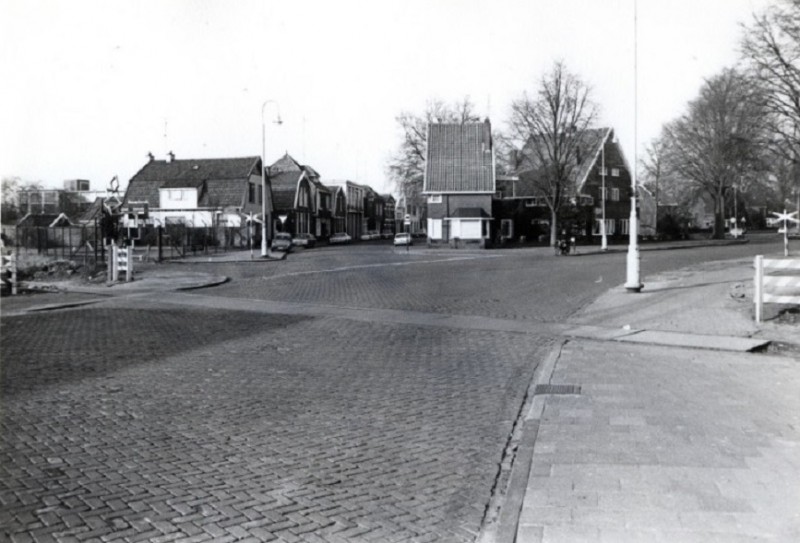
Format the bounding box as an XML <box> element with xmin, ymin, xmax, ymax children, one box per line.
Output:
<box><xmin>1</xmin><ymin>0</ymin><xmax>773</xmax><ymax>195</ymax></box>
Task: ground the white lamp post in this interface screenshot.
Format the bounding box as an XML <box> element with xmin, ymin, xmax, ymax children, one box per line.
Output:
<box><xmin>261</xmin><ymin>100</ymin><xmax>282</xmax><ymax>257</ymax></box>
<box><xmin>601</xmin><ymin>141</ymin><xmax>608</xmax><ymax>251</ymax></box>
<box><xmin>625</xmin><ymin>0</ymin><xmax>643</xmax><ymax>292</ymax></box>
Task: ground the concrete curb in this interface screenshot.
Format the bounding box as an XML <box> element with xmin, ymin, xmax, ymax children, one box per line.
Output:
<box><xmin>485</xmin><ymin>343</ymin><xmax>565</xmax><ymax>543</ymax></box>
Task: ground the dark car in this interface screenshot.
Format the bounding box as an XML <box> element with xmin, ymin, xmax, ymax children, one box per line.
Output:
<box><xmin>271</xmin><ymin>232</ymin><xmax>293</xmax><ymax>252</ymax></box>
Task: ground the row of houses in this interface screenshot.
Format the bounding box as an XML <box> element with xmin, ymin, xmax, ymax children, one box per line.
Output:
<box><xmin>9</xmin><ymin>118</ymin><xmax>645</xmax><ymax>249</ymax></box>
<box><xmin>120</xmin><ymin>152</ymin><xmax>403</xmax><ymax>245</ymax></box>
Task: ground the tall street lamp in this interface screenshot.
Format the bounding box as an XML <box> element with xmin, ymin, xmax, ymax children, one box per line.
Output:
<box><xmin>601</xmin><ymin>138</ymin><xmax>608</xmax><ymax>251</ymax></box>
<box><xmin>625</xmin><ymin>0</ymin><xmax>643</xmax><ymax>292</ymax></box>
<box><xmin>262</xmin><ymin>100</ymin><xmax>282</xmax><ymax>257</ymax></box>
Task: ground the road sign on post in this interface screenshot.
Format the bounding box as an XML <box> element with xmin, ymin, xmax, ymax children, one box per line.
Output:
<box><xmin>771</xmin><ymin>210</ymin><xmax>799</xmax><ymax>257</ymax></box>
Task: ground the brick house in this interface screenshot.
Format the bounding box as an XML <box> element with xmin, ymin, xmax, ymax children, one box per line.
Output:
<box><xmin>326</xmin><ymin>180</ymin><xmax>366</xmax><ymax>240</ymax></box>
<box><xmin>423</xmin><ymin>121</ymin><xmax>496</xmax><ymax>247</ymax></box>
<box><xmin>123</xmin><ymin>153</ymin><xmax>269</xmax><ymax>246</ymax></box>
<box><xmin>268</xmin><ymin>154</ymin><xmax>321</xmax><ymax>237</ymax></box>
<box><xmin>496</xmin><ymin>127</ymin><xmax>633</xmax><ymax>243</ymax></box>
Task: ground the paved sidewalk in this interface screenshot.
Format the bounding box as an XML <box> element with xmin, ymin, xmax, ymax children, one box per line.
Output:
<box><xmin>506</xmin><ymin>258</ymin><xmax>800</xmax><ymax>542</ymax></box>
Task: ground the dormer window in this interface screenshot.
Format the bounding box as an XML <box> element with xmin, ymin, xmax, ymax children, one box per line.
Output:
<box><xmin>428</xmin><ymin>194</ymin><xmax>442</xmax><ymax>204</ymax></box>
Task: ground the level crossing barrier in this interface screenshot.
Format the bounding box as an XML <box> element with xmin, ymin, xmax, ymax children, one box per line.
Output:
<box><xmin>754</xmin><ymin>255</ymin><xmax>800</xmax><ymax>323</ymax></box>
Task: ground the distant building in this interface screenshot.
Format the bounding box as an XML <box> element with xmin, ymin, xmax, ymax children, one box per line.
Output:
<box><xmin>423</xmin><ymin>120</ymin><xmax>496</xmax><ymax>246</ymax></box>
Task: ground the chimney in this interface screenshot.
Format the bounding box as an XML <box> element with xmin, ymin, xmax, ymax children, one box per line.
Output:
<box><xmin>147</xmin><ymin>152</ymin><xmax>154</xmax><ymax>162</ymax></box>
<box><xmin>166</xmin><ymin>151</ymin><xmax>175</xmax><ymax>163</ymax></box>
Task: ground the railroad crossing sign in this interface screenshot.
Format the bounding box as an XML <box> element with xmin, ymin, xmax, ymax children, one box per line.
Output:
<box><xmin>242</xmin><ymin>212</ymin><xmax>263</xmax><ymax>258</ymax></box>
<box><xmin>771</xmin><ymin>209</ymin><xmax>799</xmax><ymax>257</ymax></box>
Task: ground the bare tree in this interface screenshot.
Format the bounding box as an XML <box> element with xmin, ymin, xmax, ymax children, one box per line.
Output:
<box><xmin>507</xmin><ymin>61</ymin><xmax>599</xmax><ymax>246</ymax></box>
<box><xmin>662</xmin><ymin>69</ymin><xmax>768</xmax><ymax>238</ymax></box>
<box><xmin>386</xmin><ymin>97</ymin><xmax>481</xmax><ymax>207</ymax></box>
<box><xmin>741</xmin><ymin>0</ymin><xmax>800</xmax><ymax>152</ymax></box>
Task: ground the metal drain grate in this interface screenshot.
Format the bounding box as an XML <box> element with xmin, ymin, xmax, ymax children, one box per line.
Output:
<box><xmin>535</xmin><ymin>384</ymin><xmax>581</xmax><ymax>395</ymax></box>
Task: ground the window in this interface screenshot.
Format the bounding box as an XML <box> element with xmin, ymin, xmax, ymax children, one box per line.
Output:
<box><xmin>428</xmin><ymin>194</ymin><xmax>442</xmax><ymax>204</ymax></box>
<box><xmin>619</xmin><ymin>218</ymin><xmax>629</xmax><ymax>235</ymax></box>
<box><xmin>600</xmin><ymin>167</ymin><xmax>608</xmax><ymax>176</ymax></box>
<box><xmin>611</xmin><ymin>168</ymin><xmax>620</xmax><ymax>177</ymax></box>
<box><xmin>600</xmin><ymin>187</ymin><xmax>607</xmax><ymax>201</ymax></box>
<box><xmin>525</xmin><ymin>197</ymin><xmax>546</xmax><ymax>207</ymax></box>
<box><xmin>172</xmin><ymin>190</ymin><xmax>183</xmax><ymax>200</ymax></box>
<box><xmin>593</xmin><ymin>219</ymin><xmax>615</xmax><ymax>236</ymax></box>
<box><xmin>611</xmin><ymin>188</ymin><xmax>620</xmax><ymax>201</ymax></box>
<box><xmin>258</xmin><ymin>184</ymin><xmax>263</xmax><ymax>205</ymax></box>
<box><xmin>579</xmin><ymin>195</ymin><xmax>594</xmax><ymax>206</ymax></box>
<box><xmin>428</xmin><ymin>218</ymin><xmax>443</xmax><ymax>239</ymax></box>
<box><xmin>248</xmin><ymin>183</ymin><xmax>256</xmax><ymax>203</ymax></box>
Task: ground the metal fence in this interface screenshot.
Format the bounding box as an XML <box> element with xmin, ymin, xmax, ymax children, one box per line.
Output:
<box><xmin>5</xmin><ymin>223</ymin><xmax>253</xmax><ymax>264</ymax></box>
<box><xmin>10</xmin><ymin>223</ymin><xmax>104</xmax><ymax>263</ymax></box>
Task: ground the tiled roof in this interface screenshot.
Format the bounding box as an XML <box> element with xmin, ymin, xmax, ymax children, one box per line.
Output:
<box><xmin>270</xmin><ymin>171</ymin><xmax>303</xmax><ymax>210</ymax></box>
<box><xmin>516</xmin><ymin>128</ymin><xmax>612</xmax><ymax>193</ymax></box>
<box><xmin>124</xmin><ymin>156</ymin><xmax>260</xmax><ymax>208</ymax></box>
<box><xmin>424</xmin><ymin>122</ymin><xmax>495</xmax><ymax>193</ymax></box>
<box><xmin>270</xmin><ymin>153</ymin><xmax>302</xmax><ymax>174</ymax></box>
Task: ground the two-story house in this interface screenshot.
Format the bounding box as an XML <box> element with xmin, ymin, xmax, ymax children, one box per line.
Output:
<box><xmin>423</xmin><ymin>120</ymin><xmax>496</xmax><ymax>247</ymax></box>
<box><xmin>327</xmin><ymin>180</ymin><xmax>366</xmax><ymax>240</ymax></box>
<box><xmin>496</xmin><ymin>127</ymin><xmax>633</xmax><ymax>243</ymax></box>
<box><xmin>268</xmin><ymin>154</ymin><xmax>317</xmax><ymax>237</ymax></box>
<box><xmin>122</xmin><ymin>153</ymin><xmax>269</xmax><ymax>246</ymax></box>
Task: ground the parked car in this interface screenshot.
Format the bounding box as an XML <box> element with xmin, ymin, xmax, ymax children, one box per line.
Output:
<box><xmin>329</xmin><ymin>232</ymin><xmax>351</xmax><ymax>244</ymax></box>
<box><xmin>271</xmin><ymin>232</ymin><xmax>293</xmax><ymax>252</ymax></box>
<box><xmin>393</xmin><ymin>233</ymin><xmax>413</xmax><ymax>246</ymax></box>
<box><xmin>292</xmin><ymin>233</ymin><xmax>316</xmax><ymax>248</ymax></box>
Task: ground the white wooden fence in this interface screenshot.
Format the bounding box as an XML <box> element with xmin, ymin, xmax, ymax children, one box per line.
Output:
<box><xmin>754</xmin><ymin>255</ymin><xmax>800</xmax><ymax>323</ymax></box>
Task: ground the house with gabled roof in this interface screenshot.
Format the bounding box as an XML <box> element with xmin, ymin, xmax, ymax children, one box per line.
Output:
<box><xmin>123</xmin><ymin>154</ymin><xmax>269</xmax><ymax>247</ymax></box>
<box><xmin>268</xmin><ymin>153</ymin><xmax>321</xmax><ymax>237</ymax></box>
<box><xmin>423</xmin><ymin>120</ymin><xmax>496</xmax><ymax>246</ymax></box>
<box><xmin>496</xmin><ymin>127</ymin><xmax>633</xmax><ymax>243</ymax></box>
<box><xmin>325</xmin><ymin>180</ymin><xmax>366</xmax><ymax>240</ymax></box>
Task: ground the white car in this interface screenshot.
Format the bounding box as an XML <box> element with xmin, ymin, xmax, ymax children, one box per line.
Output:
<box><xmin>393</xmin><ymin>233</ymin><xmax>413</xmax><ymax>246</ymax></box>
<box><xmin>329</xmin><ymin>232</ymin><xmax>351</xmax><ymax>244</ymax></box>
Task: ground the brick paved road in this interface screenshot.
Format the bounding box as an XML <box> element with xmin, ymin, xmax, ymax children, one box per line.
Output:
<box><xmin>1</xmin><ymin>303</ymin><xmax>551</xmax><ymax>542</ymax></box>
<box><xmin>1</xmin><ymin>239</ymin><xmax>781</xmax><ymax>542</ymax></box>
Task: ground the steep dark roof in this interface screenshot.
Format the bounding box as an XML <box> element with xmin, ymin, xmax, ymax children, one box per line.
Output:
<box><xmin>515</xmin><ymin>128</ymin><xmax>613</xmax><ymax>193</ymax></box>
<box><xmin>270</xmin><ymin>171</ymin><xmax>303</xmax><ymax>210</ymax></box>
<box><xmin>124</xmin><ymin>156</ymin><xmax>260</xmax><ymax>208</ymax></box>
<box><xmin>270</xmin><ymin>153</ymin><xmax>303</xmax><ymax>174</ymax></box>
<box><xmin>424</xmin><ymin>122</ymin><xmax>495</xmax><ymax>193</ymax></box>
